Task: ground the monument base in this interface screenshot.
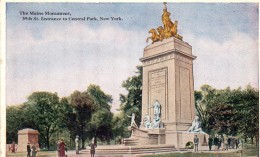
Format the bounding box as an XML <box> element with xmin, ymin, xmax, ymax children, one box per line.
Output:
<box><xmin>124</xmin><ymin>127</ymin><xmax>166</xmax><ymax>146</ymax></box>
<box><xmin>165</xmin><ymin>131</ymin><xmax>209</xmax><ymax>148</ymax></box>
<box><xmin>125</xmin><ymin>127</ymin><xmax>208</xmax><ymax>148</ymax></box>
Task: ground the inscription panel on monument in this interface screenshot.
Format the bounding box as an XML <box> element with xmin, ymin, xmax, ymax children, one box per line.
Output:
<box><xmin>148</xmin><ymin>68</ymin><xmax>168</xmax><ymax>120</ymax></box>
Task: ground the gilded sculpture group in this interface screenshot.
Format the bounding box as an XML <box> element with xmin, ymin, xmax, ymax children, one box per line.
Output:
<box><xmin>147</xmin><ymin>3</ymin><xmax>183</xmax><ymax>44</ymax></box>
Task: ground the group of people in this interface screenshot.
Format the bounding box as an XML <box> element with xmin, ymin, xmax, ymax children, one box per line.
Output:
<box><xmin>208</xmin><ymin>135</ymin><xmax>240</xmax><ymax>151</ymax></box>
<box><xmin>26</xmin><ymin>143</ymin><xmax>37</xmax><ymax>157</ymax></box>
<box><xmin>56</xmin><ymin>137</ymin><xmax>97</xmax><ymax>157</ymax></box>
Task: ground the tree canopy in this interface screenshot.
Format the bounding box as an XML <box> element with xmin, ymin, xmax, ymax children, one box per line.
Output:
<box><xmin>6</xmin><ymin>85</ymin><xmax>114</xmax><ymax>149</ymax></box>
<box><xmin>195</xmin><ymin>85</ymin><xmax>259</xmax><ymax>143</ymax></box>
<box><xmin>119</xmin><ymin>66</ymin><xmax>142</xmax><ymax>129</ymax></box>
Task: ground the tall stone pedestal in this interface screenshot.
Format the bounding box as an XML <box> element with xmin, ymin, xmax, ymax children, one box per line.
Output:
<box><xmin>140</xmin><ymin>37</ymin><xmax>197</xmax><ymax>148</ymax></box>
<box><xmin>17</xmin><ymin>128</ymin><xmax>39</xmax><ymax>152</ymax></box>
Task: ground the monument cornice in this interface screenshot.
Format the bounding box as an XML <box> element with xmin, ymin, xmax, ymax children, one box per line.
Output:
<box><xmin>140</xmin><ymin>49</ymin><xmax>196</xmax><ymax>67</ymax></box>
<box><xmin>145</xmin><ymin>38</ymin><xmax>191</xmax><ymax>51</ymax></box>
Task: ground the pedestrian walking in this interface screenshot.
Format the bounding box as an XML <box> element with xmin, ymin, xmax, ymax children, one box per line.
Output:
<box><xmin>11</xmin><ymin>141</ymin><xmax>16</xmax><ymax>153</ymax></box>
<box><xmin>27</xmin><ymin>143</ymin><xmax>31</xmax><ymax>157</ymax></box>
<box><xmin>213</xmin><ymin>135</ymin><xmax>219</xmax><ymax>151</ymax></box>
<box><xmin>194</xmin><ymin>135</ymin><xmax>199</xmax><ymax>152</ymax></box>
<box><xmin>224</xmin><ymin>136</ymin><xmax>228</xmax><ymax>150</ymax></box>
<box><xmin>235</xmin><ymin>138</ymin><xmax>239</xmax><ymax>149</ymax></box>
<box><xmin>75</xmin><ymin>135</ymin><xmax>79</xmax><ymax>154</ymax></box>
<box><xmin>231</xmin><ymin>137</ymin><xmax>235</xmax><ymax>149</ymax></box>
<box><xmin>59</xmin><ymin>139</ymin><xmax>66</xmax><ymax>157</ymax></box>
<box><xmin>227</xmin><ymin>137</ymin><xmax>231</xmax><ymax>149</ymax></box>
<box><xmin>31</xmin><ymin>144</ymin><xmax>37</xmax><ymax>157</ymax></box>
<box><xmin>89</xmin><ymin>138</ymin><xmax>97</xmax><ymax>157</ymax></box>
<box><xmin>208</xmin><ymin>136</ymin><xmax>213</xmax><ymax>151</ymax></box>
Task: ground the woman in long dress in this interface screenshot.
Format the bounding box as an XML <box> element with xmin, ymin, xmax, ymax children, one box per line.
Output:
<box><xmin>59</xmin><ymin>139</ymin><xmax>66</xmax><ymax>157</ymax></box>
<box><xmin>11</xmin><ymin>141</ymin><xmax>15</xmax><ymax>153</ymax></box>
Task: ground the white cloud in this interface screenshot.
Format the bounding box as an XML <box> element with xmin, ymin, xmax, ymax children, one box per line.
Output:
<box><xmin>7</xmin><ymin>23</ymin><xmax>258</xmax><ymax>114</ymax></box>
<box><xmin>7</xmin><ymin>23</ymin><xmax>147</xmax><ymax>113</ymax></box>
<box><xmin>184</xmin><ymin>31</ymin><xmax>258</xmax><ymax>90</ymax></box>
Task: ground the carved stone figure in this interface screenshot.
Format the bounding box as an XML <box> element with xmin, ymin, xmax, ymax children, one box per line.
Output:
<box><xmin>162</xmin><ymin>3</ymin><xmax>174</xmax><ymax>34</ymax></box>
<box><xmin>151</xmin><ymin>115</ymin><xmax>162</xmax><ymax>128</ymax></box>
<box><xmin>143</xmin><ymin>113</ymin><xmax>151</xmax><ymax>128</ymax></box>
<box><xmin>188</xmin><ymin>116</ymin><xmax>204</xmax><ymax>133</ymax></box>
<box><xmin>152</xmin><ymin>100</ymin><xmax>161</xmax><ymax>117</ymax></box>
<box><xmin>149</xmin><ymin>100</ymin><xmax>163</xmax><ymax>129</ymax></box>
<box><xmin>127</xmin><ymin>113</ymin><xmax>138</xmax><ymax>127</ymax></box>
<box><xmin>157</xmin><ymin>26</ymin><xmax>166</xmax><ymax>41</ymax></box>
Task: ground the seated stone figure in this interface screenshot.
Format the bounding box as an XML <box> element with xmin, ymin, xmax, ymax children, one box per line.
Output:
<box><xmin>143</xmin><ymin>113</ymin><xmax>151</xmax><ymax>129</ymax></box>
<box><xmin>150</xmin><ymin>115</ymin><xmax>163</xmax><ymax>128</ymax></box>
<box><xmin>188</xmin><ymin>116</ymin><xmax>204</xmax><ymax>133</ymax></box>
<box><xmin>143</xmin><ymin>100</ymin><xmax>164</xmax><ymax>129</ymax></box>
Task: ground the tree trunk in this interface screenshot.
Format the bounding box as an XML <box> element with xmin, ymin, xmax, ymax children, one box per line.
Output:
<box><xmin>256</xmin><ymin>135</ymin><xmax>259</xmax><ymax>147</ymax></box>
<box><xmin>69</xmin><ymin>135</ymin><xmax>71</xmax><ymax>148</ymax></box>
<box><xmin>251</xmin><ymin>137</ymin><xmax>254</xmax><ymax>144</ymax></box>
<box><xmin>94</xmin><ymin>136</ymin><xmax>97</xmax><ymax>145</ymax></box>
<box><xmin>81</xmin><ymin>138</ymin><xmax>85</xmax><ymax>149</ymax></box>
<box><xmin>47</xmin><ymin>136</ymin><xmax>50</xmax><ymax>150</ymax></box>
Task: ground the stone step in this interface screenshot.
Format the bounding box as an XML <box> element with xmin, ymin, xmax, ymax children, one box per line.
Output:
<box><xmin>95</xmin><ymin>148</ymin><xmax>175</xmax><ymax>154</ymax></box>
<box><xmin>83</xmin><ymin>145</ymin><xmax>176</xmax><ymax>155</ymax></box>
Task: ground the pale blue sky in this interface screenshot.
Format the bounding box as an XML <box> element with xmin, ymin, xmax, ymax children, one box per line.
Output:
<box><xmin>6</xmin><ymin>3</ymin><xmax>259</xmax><ymax>112</ymax></box>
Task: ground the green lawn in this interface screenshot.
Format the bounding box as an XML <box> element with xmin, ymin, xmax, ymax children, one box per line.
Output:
<box><xmin>144</xmin><ymin>152</ymin><xmax>242</xmax><ymax>157</ymax></box>
<box><xmin>144</xmin><ymin>144</ymin><xmax>258</xmax><ymax>157</ymax></box>
<box><xmin>241</xmin><ymin>143</ymin><xmax>259</xmax><ymax>157</ymax></box>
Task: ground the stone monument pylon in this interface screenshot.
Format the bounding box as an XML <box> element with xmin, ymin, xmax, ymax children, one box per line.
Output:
<box><xmin>17</xmin><ymin>128</ymin><xmax>39</xmax><ymax>152</ymax></box>
<box><xmin>140</xmin><ymin>37</ymin><xmax>196</xmax><ymax>148</ymax></box>
<box><xmin>138</xmin><ymin>2</ymin><xmax>202</xmax><ymax>148</ymax></box>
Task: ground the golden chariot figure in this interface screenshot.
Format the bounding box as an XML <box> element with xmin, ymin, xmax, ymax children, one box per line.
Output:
<box><xmin>146</xmin><ymin>2</ymin><xmax>183</xmax><ymax>44</ymax></box>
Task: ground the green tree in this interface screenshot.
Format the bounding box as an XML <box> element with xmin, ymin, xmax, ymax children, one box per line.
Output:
<box><xmin>6</xmin><ymin>105</ymin><xmax>25</xmax><ymax>143</ymax></box>
<box><xmin>87</xmin><ymin>84</ymin><xmax>113</xmax><ymax>143</ymax></box>
<box><xmin>87</xmin><ymin>84</ymin><xmax>112</xmax><ymax>111</ymax></box>
<box><xmin>54</xmin><ymin>97</ymin><xmax>74</xmax><ymax>148</ymax></box>
<box><xmin>207</xmin><ymin>103</ymin><xmax>237</xmax><ymax>135</ymax></box>
<box><xmin>119</xmin><ymin>66</ymin><xmax>142</xmax><ymax>130</ymax></box>
<box><xmin>232</xmin><ymin>86</ymin><xmax>259</xmax><ymax>144</ymax></box>
<box><xmin>89</xmin><ymin>109</ymin><xmax>113</xmax><ymax>143</ymax></box>
<box><xmin>112</xmin><ymin>113</ymin><xmax>130</xmax><ymax>142</ymax></box>
<box><xmin>69</xmin><ymin>90</ymin><xmax>94</xmax><ymax>148</ymax></box>
<box><xmin>195</xmin><ymin>85</ymin><xmax>259</xmax><ymax>140</ymax></box>
<box><xmin>24</xmin><ymin>92</ymin><xmax>61</xmax><ymax>149</ymax></box>
<box><xmin>195</xmin><ymin>85</ymin><xmax>218</xmax><ymax>134</ymax></box>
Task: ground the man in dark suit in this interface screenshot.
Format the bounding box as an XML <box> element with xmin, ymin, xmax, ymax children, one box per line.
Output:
<box><xmin>194</xmin><ymin>135</ymin><xmax>199</xmax><ymax>152</ymax></box>
<box><xmin>208</xmin><ymin>137</ymin><xmax>213</xmax><ymax>151</ymax></box>
<box><xmin>27</xmin><ymin>143</ymin><xmax>31</xmax><ymax>157</ymax></box>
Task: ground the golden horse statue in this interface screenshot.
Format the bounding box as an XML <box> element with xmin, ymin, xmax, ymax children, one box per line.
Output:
<box><xmin>147</xmin><ymin>3</ymin><xmax>183</xmax><ymax>44</ymax></box>
<box><xmin>146</xmin><ymin>26</ymin><xmax>167</xmax><ymax>44</ymax></box>
<box><xmin>146</xmin><ymin>29</ymin><xmax>160</xmax><ymax>44</ymax></box>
